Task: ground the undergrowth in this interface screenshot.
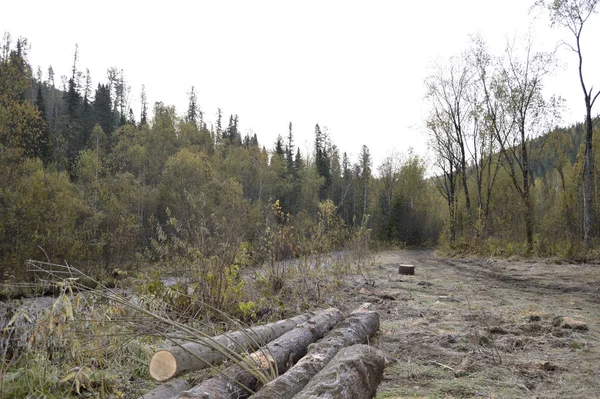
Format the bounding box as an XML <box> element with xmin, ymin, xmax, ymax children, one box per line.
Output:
<box><xmin>0</xmin><ymin>201</ymin><xmax>374</xmax><ymax>398</ymax></box>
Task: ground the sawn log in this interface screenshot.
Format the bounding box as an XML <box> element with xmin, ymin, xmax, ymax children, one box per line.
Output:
<box><xmin>149</xmin><ymin>311</ymin><xmax>315</xmax><ymax>381</ymax></box>
<box><xmin>292</xmin><ymin>344</ymin><xmax>386</xmax><ymax>399</ymax></box>
<box><xmin>174</xmin><ymin>308</ymin><xmax>344</xmax><ymax>399</ymax></box>
<box><xmin>249</xmin><ymin>309</ymin><xmax>380</xmax><ymax>399</ymax></box>
<box><xmin>137</xmin><ymin>378</ymin><xmax>190</xmax><ymax>399</ymax></box>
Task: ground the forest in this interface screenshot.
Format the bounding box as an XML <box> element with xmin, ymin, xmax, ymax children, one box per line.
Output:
<box><xmin>0</xmin><ymin>32</ymin><xmax>445</xmax><ymax>287</ymax></box>
<box><xmin>2</xmin><ymin>1</ymin><xmax>600</xmax><ymax>397</ymax></box>
<box><xmin>1</xmin><ymin>22</ymin><xmax>599</xmax><ymax>289</ymax></box>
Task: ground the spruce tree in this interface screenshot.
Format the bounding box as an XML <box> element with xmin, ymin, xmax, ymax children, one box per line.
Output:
<box><xmin>314</xmin><ymin>123</ymin><xmax>332</xmax><ymax>200</ymax></box>
<box><xmin>35</xmin><ymin>85</ymin><xmax>51</xmax><ymax>164</ymax></box>
<box><xmin>186</xmin><ymin>86</ymin><xmax>202</xmax><ymax>128</ymax></box>
<box><xmin>140</xmin><ymin>84</ymin><xmax>148</xmax><ymax>126</ymax></box>
<box><xmin>286</xmin><ymin>122</ymin><xmax>294</xmax><ymax>173</ymax></box>
<box><xmin>94</xmin><ymin>83</ymin><xmax>112</xmax><ymax>136</ymax></box>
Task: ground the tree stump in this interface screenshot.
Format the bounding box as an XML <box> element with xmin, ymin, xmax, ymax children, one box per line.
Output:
<box><xmin>398</xmin><ymin>264</ymin><xmax>415</xmax><ymax>275</ymax></box>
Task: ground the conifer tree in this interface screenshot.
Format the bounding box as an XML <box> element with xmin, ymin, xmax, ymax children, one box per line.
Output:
<box><xmin>186</xmin><ymin>85</ymin><xmax>200</xmax><ymax>127</ymax></box>
<box><xmin>314</xmin><ymin>123</ymin><xmax>332</xmax><ymax>200</ymax></box>
<box><xmin>286</xmin><ymin>122</ymin><xmax>294</xmax><ymax>173</ymax></box>
<box><xmin>140</xmin><ymin>84</ymin><xmax>148</xmax><ymax>126</ymax></box>
<box><xmin>94</xmin><ymin>83</ymin><xmax>112</xmax><ymax>136</ymax></box>
<box><xmin>35</xmin><ymin>85</ymin><xmax>51</xmax><ymax>164</ymax></box>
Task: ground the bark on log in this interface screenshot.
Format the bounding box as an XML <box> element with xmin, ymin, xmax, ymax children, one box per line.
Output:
<box><xmin>249</xmin><ymin>310</ymin><xmax>379</xmax><ymax>399</ymax></box>
<box><xmin>150</xmin><ymin>312</ymin><xmax>315</xmax><ymax>381</ymax></box>
<box><xmin>398</xmin><ymin>264</ymin><xmax>415</xmax><ymax>275</ymax></box>
<box><xmin>137</xmin><ymin>378</ymin><xmax>191</xmax><ymax>399</ymax></box>
<box><xmin>174</xmin><ymin>308</ymin><xmax>344</xmax><ymax>399</ymax></box>
<box><xmin>292</xmin><ymin>344</ymin><xmax>386</xmax><ymax>399</ymax></box>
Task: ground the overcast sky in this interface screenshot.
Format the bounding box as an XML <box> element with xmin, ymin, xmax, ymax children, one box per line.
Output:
<box><xmin>2</xmin><ymin>1</ymin><xmax>599</xmax><ymax>168</ymax></box>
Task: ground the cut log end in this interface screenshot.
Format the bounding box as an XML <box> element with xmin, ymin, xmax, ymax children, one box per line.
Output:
<box><xmin>398</xmin><ymin>264</ymin><xmax>415</xmax><ymax>275</ymax></box>
<box><xmin>150</xmin><ymin>350</ymin><xmax>178</xmax><ymax>382</ymax></box>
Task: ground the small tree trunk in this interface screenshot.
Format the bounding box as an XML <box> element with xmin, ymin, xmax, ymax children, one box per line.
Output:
<box><xmin>174</xmin><ymin>308</ymin><xmax>344</xmax><ymax>399</ymax></box>
<box><xmin>249</xmin><ymin>310</ymin><xmax>380</xmax><ymax>399</ymax></box>
<box><xmin>584</xmin><ymin>111</ymin><xmax>594</xmax><ymax>251</ymax></box>
<box><xmin>524</xmin><ymin>189</ymin><xmax>533</xmax><ymax>254</ymax></box>
<box><xmin>149</xmin><ymin>312</ymin><xmax>315</xmax><ymax>381</ymax></box>
<box><xmin>292</xmin><ymin>344</ymin><xmax>386</xmax><ymax>399</ymax></box>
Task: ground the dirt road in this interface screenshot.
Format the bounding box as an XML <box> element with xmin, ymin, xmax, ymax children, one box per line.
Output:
<box><xmin>331</xmin><ymin>250</ymin><xmax>600</xmax><ymax>398</ymax></box>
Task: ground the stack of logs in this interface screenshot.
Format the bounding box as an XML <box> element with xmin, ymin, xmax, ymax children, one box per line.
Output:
<box><xmin>139</xmin><ymin>304</ymin><xmax>385</xmax><ymax>399</ymax></box>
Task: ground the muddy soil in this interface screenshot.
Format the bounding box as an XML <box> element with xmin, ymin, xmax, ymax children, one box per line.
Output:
<box><xmin>327</xmin><ymin>250</ymin><xmax>600</xmax><ymax>398</ymax></box>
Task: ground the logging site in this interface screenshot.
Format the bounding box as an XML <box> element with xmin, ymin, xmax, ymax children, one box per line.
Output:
<box><xmin>3</xmin><ymin>0</ymin><xmax>600</xmax><ymax>397</ymax></box>
<box><xmin>2</xmin><ymin>249</ymin><xmax>600</xmax><ymax>398</ymax></box>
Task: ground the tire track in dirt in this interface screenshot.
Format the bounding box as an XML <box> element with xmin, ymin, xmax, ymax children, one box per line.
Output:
<box><xmin>423</xmin><ymin>255</ymin><xmax>600</xmax><ymax>303</ymax></box>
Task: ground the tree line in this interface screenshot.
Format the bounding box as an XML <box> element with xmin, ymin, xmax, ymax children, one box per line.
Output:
<box><xmin>1</xmin><ymin>1</ymin><xmax>598</xmax><ymax>284</ymax></box>
<box><xmin>0</xmin><ymin>32</ymin><xmax>440</xmax><ymax>282</ymax></box>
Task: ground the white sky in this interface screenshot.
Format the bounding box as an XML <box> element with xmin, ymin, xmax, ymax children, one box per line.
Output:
<box><xmin>2</xmin><ymin>1</ymin><xmax>599</xmax><ymax>169</ymax></box>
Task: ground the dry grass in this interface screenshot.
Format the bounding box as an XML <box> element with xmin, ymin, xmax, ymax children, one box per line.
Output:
<box><xmin>329</xmin><ymin>250</ymin><xmax>600</xmax><ymax>399</ymax></box>
<box><xmin>3</xmin><ymin>250</ymin><xmax>600</xmax><ymax>398</ymax></box>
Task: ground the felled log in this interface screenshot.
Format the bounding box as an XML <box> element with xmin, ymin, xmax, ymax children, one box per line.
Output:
<box><xmin>174</xmin><ymin>308</ymin><xmax>344</xmax><ymax>399</ymax></box>
<box><xmin>149</xmin><ymin>311</ymin><xmax>315</xmax><ymax>381</ymax></box>
<box><xmin>137</xmin><ymin>378</ymin><xmax>190</xmax><ymax>399</ymax></box>
<box><xmin>292</xmin><ymin>344</ymin><xmax>386</xmax><ymax>399</ymax></box>
<box><xmin>249</xmin><ymin>309</ymin><xmax>380</xmax><ymax>399</ymax></box>
<box><xmin>398</xmin><ymin>264</ymin><xmax>415</xmax><ymax>275</ymax></box>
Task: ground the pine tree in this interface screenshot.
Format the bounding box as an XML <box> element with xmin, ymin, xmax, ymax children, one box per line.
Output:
<box><xmin>275</xmin><ymin>135</ymin><xmax>285</xmax><ymax>157</ymax></box>
<box><xmin>294</xmin><ymin>147</ymin><xmax>303</xmax><ymax>171</ymax></box>
<box><xmin>186</xmin><ymin>86</ymin><xmax>202</xmax><ymax>128</ymax></box>
<box><xmin>63</xmin><ymin>44</ymin><xmax>84</xmax><ymax>168</ymax></box>
<box><xmin>94</xmin><ymin>83</ymin><xmax>112</xmax><ymax>136</ymax></box>
<box><xmin>314</xmin><ymin>123</ymin><xmax>331</xmax><ymax>200</ymax></box>
<box><xmin>215</xmin><ymin>108</ymin><xmax>223</xmax><ymax>145</ymax></box>
<box><xmin>359</xmin><ymin>145</ymin><xmax>372</xmax><ymax>225</ymax></box>
<box><xmin>46</xmin><ymin>65</ymin><xmax>54</xmax><ymax>88</ymax></box>
<box><xmin>140</xmin><ymin>84</ymin><xmax>148</xmax><ymax>126</ymax></box>
<box><xmin>81</xmin><ymin>68</ymin><xmax>94</xmax><ymax>146</ymax></box>
<box><xmin>127</xmin><ymin>108</ymin><xmax>136</xmax><ymax>125</ymax></box>
<box><xmin>35</xmin><ymin>85</ymin><xmax>51</xmax><ymax>164</ymax></box>
<box><xmin>286</xmin><ymin>122</ymin><xmax>294</xmax><ymax>173</ymax></box>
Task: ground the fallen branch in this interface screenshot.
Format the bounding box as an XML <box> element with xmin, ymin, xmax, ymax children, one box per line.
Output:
<box><xmin>174</xmin><ymin>308</ymin><xmax>344</xmax><ymax>399</ymax></box>
<box><xmin>249</xmin><ymin>308</ymin><xmax>379</xmax><ymax>399</ymax></box>
<box><xmin>149</xmin><ymin>311</ymin><xmax>315</xmax><ymax>381</ymax></box>
<box><xmin>292</xmin><ymin>344</ymin><xmax>386</xmax><ymax>399</ymax></box>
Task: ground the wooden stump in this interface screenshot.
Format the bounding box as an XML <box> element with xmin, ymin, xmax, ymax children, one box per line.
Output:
<box><xmin>398</xmin><ymin>264</ymin><xmax>415</xmax><ymax>275</ymax></box>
